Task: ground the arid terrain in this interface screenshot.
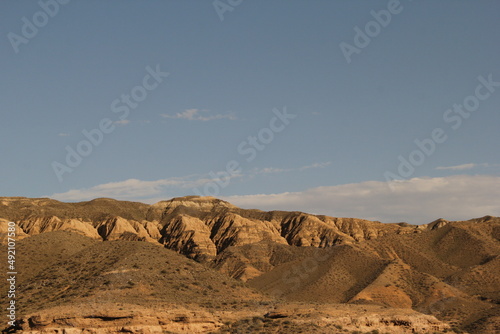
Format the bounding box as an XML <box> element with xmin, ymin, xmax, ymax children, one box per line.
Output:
<box><xmin>0</xmin><ymin>196</ymin><xmax>499</xmax><ymax>333</ymax></box>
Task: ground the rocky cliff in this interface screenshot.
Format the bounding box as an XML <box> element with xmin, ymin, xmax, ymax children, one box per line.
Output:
<box><xmin>0</xmin><ymin>195</ymin><xmax>418</xmax><ymax>268</ymax></box>
<box><xmin>1</xmin><ymin>196</ymin><xmax>498</xmax><ymax>333</ymax></box>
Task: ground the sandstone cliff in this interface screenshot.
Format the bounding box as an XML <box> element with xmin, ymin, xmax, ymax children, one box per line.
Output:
<box><xmin>1</xmin><ymin>196</ymin><xmax>498</xmax><ymax>333</ymax></box>
<box><xmin>0</xmin><ymin>196</ymin><xmax>418</xmax><ymax>264</ymax></box>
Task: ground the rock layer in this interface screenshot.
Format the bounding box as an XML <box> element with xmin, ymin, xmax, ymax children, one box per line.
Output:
<box><xmin>0</xmin><ymin>196</ymin><xmax>419</xmax><ymax>260</ymax></box>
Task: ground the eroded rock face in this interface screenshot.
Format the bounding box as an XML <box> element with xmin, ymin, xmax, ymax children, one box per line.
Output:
<box><xmin>0</xmin><ymin>218</ymin><xmax>29</xmax><ymax>243</ymax></box>
<box><xmin>15</xmin><ymin>305</ymin><xmax>222</xmax><ymax>334</ymax></box>
<box><xmin>12</xmin><ymin>303</ymin><xmax>451</xmax><ymax>334</ymax></box>
<box><xmin>155</xmin><ymin>197</ymin><xmax>418</xmax><ymax>264</ymax></box>
<box><xmin>160</xmin><ymin>215</ymin><xmax>217</xmax><ymax>261</ymax></box>
<box><xmin>325</xmin><ymin>313</ymin><xmax>450</xmax><ymax>334</ymax></box>
<box><xmin>2</xmin><ymin>198</ymin><xmax>497</xmax><ymax>334</ymax></box>
<box><xmin>205</xmin><ymin>213</ymin><xmax>288</xmax><ymax>251</ymax></box>
<box><xmin>1</xmin><ymin>196</ymin><xmax>420</xmax><ymax>260</ymax></box>
<box><xmin>17</xmin><ymin>216</ymin><xmax>101</xmax><ymax>239</ymax></box>
<box><xmin>5</xmin><ymin>196</ymin><xmax>496</xmax><ymax>286</ymax></box>
<box><xmin>0</xmin><ymin>196</ymin><xmax>424</xmax><ymax>268</ymax></box>
<box><xmin>95</xmin><ymin>217</ymin><xmax>161</xmax><ymax>243</ymax></box>
<box><xmin>0</xmin><ymin>216</ymin><xmax>164</xmax><ymax>245</ymax></box>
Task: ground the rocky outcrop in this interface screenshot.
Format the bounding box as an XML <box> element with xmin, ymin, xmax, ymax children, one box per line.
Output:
<box><xmin>0</xmin><ymin>196</ymin><xmax>435</xmax><ymax>274</ymax></box>
<box><xmin>160</xmin><ymin>215</ymin><xmax>217</xmax><ymax>261</ymax></box>
<box><xmin>319</xmin><ymin>313</ymin><xmax>450</xmax><ymax>334</ymax></box>
<box><xmin>2</xmin><ymin>215</ymin><xmax>163</xmax><ymax>244</ymax></box>
<box><xmin>0</xmin><ymin>197</ymin><xmax>155</xmax><ymax>222</ymax></box>
<box><xmin>205</xmin><ymin>213</ymin><xmax>287</xmax><ymax>251</ymax></box>
<box><xmin>95</xmin><ymin>217</ymin><xmax>161</xmax><ymax>243</ymax></box>
<box><xmin>0</xmin><ymin>218</ymin><xmax>29</xmax><ymax>243</ymax></box>
<box><xmin>419</xmin><ymin>218</ymin><xmax>450</xmax><ymax>230</ymax></box>
<box><xmin>1</xmin><ymin>196</ymin><xmax>494</xmax><ymax>277</ymax></box>
<box><xmin>11</xmin><ymin>302</ymin><xmax>451</xmax><ymax>334</ymax></box>
<box><xmin>16</xmin><ymin>216</ymin><xmax>101</xmax><ymax>239</ymax></box>
<box><xmin>155</xmin><ymin>197</ymin><xmax>419</xmax><ymax>263</ymax></box>
<box><xmin>14</xmin><ymin>304</ymin><xmax>222</xmax><ymax>334</ymax></box>
<box><xmin>2</xmin><ymin>197</ymin><xmax>497</xmax><ymax>334</ymax></box>
<box><xmin>280</xmin><ymin>214</ymin><xmax>356</xmax><ymax>246</ymax></box>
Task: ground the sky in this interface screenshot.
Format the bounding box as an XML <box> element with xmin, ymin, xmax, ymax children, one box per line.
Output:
<box><xmin>1</xmin><ymin>0</ymin><xmax>499</xmax><ymax>224</ymax></box>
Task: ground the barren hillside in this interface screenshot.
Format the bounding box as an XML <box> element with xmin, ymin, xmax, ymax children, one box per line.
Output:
<box><xmin>1</xmin><ymin>196</ymin><xmax>498</xmax><ymax>333</ymax></box>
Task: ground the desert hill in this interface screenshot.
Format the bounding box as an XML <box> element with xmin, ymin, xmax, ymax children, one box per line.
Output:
<box><xmin>0</xmin><ymin>231</ymin><xmax>268</xmax><ymax>333</ymax></box>
<box><xmin>4</xmin><ymin>231</ymin><xmax>265</xmax><ymax>313</ymax></box>
<box><xmin>0</xmin><ymin>197</ymin><xmax>155</xmax><ymax>222</ymax></box>
<box><xmin>0</xmin><ymin>196</ymin><xmax>499</xmax><ymax>333</ymax></box>
<box><xmin>249</xmin><ymin>216</ymin><xmax>500</xmax><ymax>332</ymax></box>
<box><xmin>0</xmin><ymin>196</ymin><xmax>418</xmax><ymax>262</ymax></box>
<box><xmin>1</xmin><ymin>230</ymin><xmax>451</xmax><ymax>333</ymax></box>
<box><xmin>1</xmin><ymin>195</ymin><xmax>428</xmax><ymax>283</ymax></box>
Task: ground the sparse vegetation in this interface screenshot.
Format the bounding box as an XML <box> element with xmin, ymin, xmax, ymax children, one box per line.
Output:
<box><xmin>1</xmin><ymin>197</ymin><xmax>498</xmax><ymax>334</ymax></box>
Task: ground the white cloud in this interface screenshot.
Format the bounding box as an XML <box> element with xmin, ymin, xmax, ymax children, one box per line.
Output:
<box><xmin>50</xmin><ymin>178</ymin><xmax>186</xmax><ymax>201</ymax></box>
<box><xmin>47</xmin><ymin>162</ymin><xmax>328</xmax><ymax>203</ymax></box>
<box><xmin>252</xmin><ymin>162</ymin><xmax>331</xmax><ymax>175</ymax></box>
<box><xmin>49</xmin><ymin>172</ymin><xmax>244</xmax><ymax>202</ymax></box>
<box><xmin>256</xmin><ymin>167</ymin><xmax>288</xmax><ymax>174</ymax></box>
<box><xmin>436</xmin><ymin>163</ymin><xmax>489</xmax><ymax>171</ymax></box>
<box><xmin>223</xmin><ymin>175</ymin><xmax>500</xmax><ymax>225</ymax></box>
<box><xmin>51</xmin><ymin>162</ymin><xmax>331</xmax><ymax>202</ymax></box>
<box><xmin>48</xmin><ymin>168</ymin><xmax>499</xmax><ymax>225</ymax></box>
<box><xmin>161</xmin><ymin>109</ymin><xmax>236</xmax><ymax>121</ymax></box>
<box><xmin>114</xmin><ymin>119</ymin><xmax>131</xmax><ymax>126</ymax></box>
<box><xmin>298</xmin><ymin>162</ymin><xmax>332</xmax><ymax>171</ymax></box>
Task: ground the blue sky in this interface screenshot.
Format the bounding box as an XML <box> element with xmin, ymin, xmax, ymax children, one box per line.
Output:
<box><xmin>1</xmin><ymin>0</ymin><xmax>499</xmax><ymax>224</ymax></box>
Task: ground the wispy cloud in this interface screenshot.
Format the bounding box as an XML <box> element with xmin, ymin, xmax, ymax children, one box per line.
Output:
<box><xmin>161</xmin><ymin>109</ymin><xmax>236</xmax><ymax>121</ymax></box>
<box><xmin>254</xmin><ymin>167</ymin><xmax>288</xmax><ymax>174</ymax></box>
<box><xmin>252</xmin><ymin>162</ymin><xmax>331</xmax><ymax>175</ymax></box>
<box><xmin>48</xmin><ymin>162</ymin><xmax>329</xmax><ymax>202</ymax></box>
<box><xmin>299</xmin><ymin>162</ymin><xmax>331</xmax><ymax>171</ymax></box>
<box><xmin>50</xmin><ymin>178</ymin><xmax>189</xmax><ymax>201</ymax></box>
<box><xmin>436</xmin><ymin>163</ymin><xmax>489</xmax><ymax>171</ymax></box>
<box><xmin>223</xmin><ymin>175</ymin><xmax>500</xmax><ymax>225</ymax></box>
<box><xmin>48</xmin><ymin>169</ymin><xmax>500</xmax><ymax>225</ymax></box>
<box><xmin>49</xmin><ymin>172</ymin><xmax>244</xmax><ymax>202</ymax></box>
<box><xmin>114</xmin><ymin>119</ymin><xmax>131</xmax><ymax>126</ymax></box>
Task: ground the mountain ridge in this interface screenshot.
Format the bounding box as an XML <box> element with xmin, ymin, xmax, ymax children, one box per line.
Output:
<box><xmin>1</xmin><ymin>196</ymin><xmax>499</xmax><ymax>333</ymax></box>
